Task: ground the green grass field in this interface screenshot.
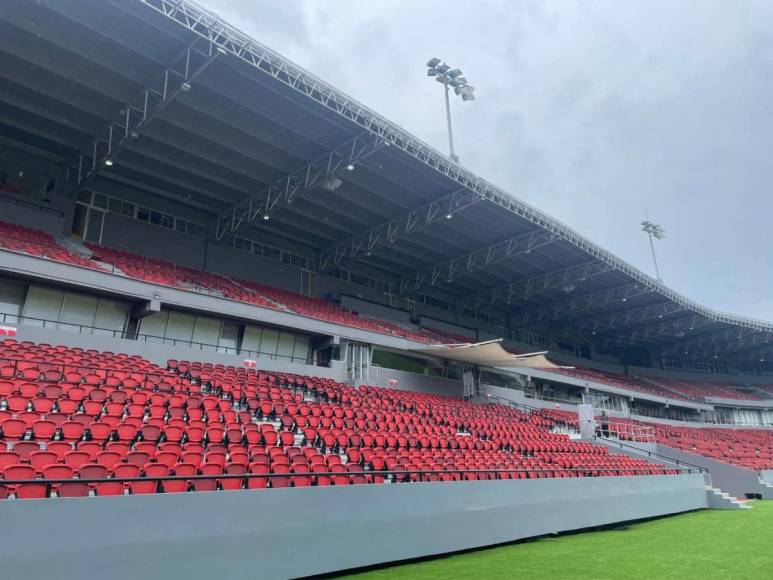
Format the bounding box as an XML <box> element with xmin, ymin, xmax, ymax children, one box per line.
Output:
<box><xmin>340</xmin><ymin>501</ymin><xmax>771</xmax><ymax>580</ymax></box>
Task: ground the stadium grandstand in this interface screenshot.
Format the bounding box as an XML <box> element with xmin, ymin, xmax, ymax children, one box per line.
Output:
<box><xmin>0</xmin><ymin>1</ymin><xmax>771</xmax><ymax>578</ymax></box>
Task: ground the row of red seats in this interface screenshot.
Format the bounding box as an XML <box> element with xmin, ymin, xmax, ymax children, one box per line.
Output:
<box><xmin>0</xmin><ymin>339</ymin><xmax>676</xmax><ymax>498</ymax></box>
<box><xmin>0</xmin><ymin>219</ymin><xmax>468</xmax><ymax>344</ymax></box>
<box><xmin>0</xmin><ymin>221</ymin><xmax>101</xmax><ymax>271</ymax></box>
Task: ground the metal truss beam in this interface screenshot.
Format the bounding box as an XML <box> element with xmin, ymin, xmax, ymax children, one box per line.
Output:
<box><xmin>72</xmin><ymin>36</ymin><xmax>218</xmax><ymax>188</ymax></box>
<box><xmin>659</xmin><ymin>327</ymin><xmax>773</xmax><ymax>357</ymax></box>
<box><xmin>397</xmin><ymin>229</ymin><xmax>559</xmax><ymax>295</ymax></box>
<box><xmin>317</xmin><ymin>188</ymin><xmax>479</xmax><ymax>273</ymax></box>
<box><xmin>465</xmin><ymin>261</ymin><xmax>614</xmax><ymax>310</ymax></box>
<box><xmin>513</xmin><ymin>282</ymin><xmax>651</xmax><ymax>327</ymax></box>
<box><xmin>600</xmin><ymin>315</ymin><xmax>713</xmax><ymax>348</ymax></box>
<box><xmin>215</xmin><ymin>131</ymin><xmax>384</xmax><ymax>241</ymax></box>
<box><xmin>142</xmin><ymin>0</ymin><xmax>773</xmax><ymax>334</ymax></box>
<box><xmin>558</xmin><ymin>301</ymin><xmax>685</xmax><ymax>338</ymax></box>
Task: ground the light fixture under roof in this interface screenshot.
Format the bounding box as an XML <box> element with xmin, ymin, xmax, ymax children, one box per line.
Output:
<box><xmin>445</xmin><ymin>213</ymin><xmax>453</xmax><ymax>219</ymax></box>
<box><xmin>104</xmin><ymin>159</ymin><xmax>114</xmax><ymax>167</ymax></box>
<box><xmin>262</xmin><ymin>214</ymin><xmax>270</xmax><ymax>221</ymax></box>
<box><xmin>346</xmin><ymin>164</ymin><xmax>355</xmax><ymax>171</ymax></box>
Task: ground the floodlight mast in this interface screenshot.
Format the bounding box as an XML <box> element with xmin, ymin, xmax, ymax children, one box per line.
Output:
<box><xmin>641</xmin><ymin>219</ymin><xmax>666</xmax><ymax>282</ymax></box>
<box><xmin>426</xmin><ymin>58</ymin><xmax>475</xmax><ymax>164</ymax></box>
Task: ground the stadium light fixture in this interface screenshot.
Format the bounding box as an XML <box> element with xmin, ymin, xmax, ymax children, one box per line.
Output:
<box><xmin>641</xmin><ymin>218</ymin><xmax>666</xmax><ymax>282</ymax></box>
<box><xmin>346</xmin><ymin>164</ymin><xmax>355</xmax><ymax>171</ymax></box>
<box><xmin>426</xmin><ymin>58</ymin><xmax>476</xmax><ymax>164</ymax></box>
<box><xmin>445</xmin><ymin>213</ymin><xmax>453</xmax><ymax>219</ymax></box>
<box><xmin>262</xmin><ymin>214</ymin><xmax>270</xmax><ymax>221</ymax></box>
<box><xmin>104</xmin><ymin>159</ymin><xmax>114</xmax><ymax>166</ymax></box>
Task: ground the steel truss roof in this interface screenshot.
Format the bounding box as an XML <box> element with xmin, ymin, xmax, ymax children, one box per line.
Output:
<box><xmin>0</xmin><ymin>0</ymin><xmax>770</xmax><ymax>362</ymax></box>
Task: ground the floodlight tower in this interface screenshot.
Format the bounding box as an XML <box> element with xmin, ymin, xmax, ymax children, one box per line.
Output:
<box><xmin>641</xmin><ymin>219</ymin><xmax>666</xmax><ymax>282</ymax></box>
<box><xmin>426</xmin><ymin>58</ymin><xmax>475</xmax><ymax>164</ymax></box>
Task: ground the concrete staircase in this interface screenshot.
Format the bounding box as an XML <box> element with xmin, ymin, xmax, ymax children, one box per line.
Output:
<box><xmin>705</xmin><ymin>486</ymin><xmax>752</xmax><ymax>510</ymax></box>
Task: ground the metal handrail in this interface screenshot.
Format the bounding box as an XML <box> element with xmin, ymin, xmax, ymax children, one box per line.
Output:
<box><xmin>0</xmin><ymin>191</ymin><xmax>64</xmax><ymax>216</ymax></box>
<box><xmin>0</xmin><ymin>466</ymin><xmax>695</xmax><ymax>488</ymax></box>
<box><xmin>595</xmin><ymin>436</ymin><xmax>709</xmax><ymax>474</ymax></box>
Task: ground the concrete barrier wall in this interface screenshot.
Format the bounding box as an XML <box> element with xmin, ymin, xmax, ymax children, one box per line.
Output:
<box><xmin>0</xmin><ymin>475</ymin><xmax>706</xmax><ymax>580</ymax></box>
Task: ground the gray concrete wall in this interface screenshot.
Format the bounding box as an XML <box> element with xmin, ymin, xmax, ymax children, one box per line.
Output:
<box><xmin>0</xmin><ymin>196</ymin><xmax>65</xmax><ymax>235</ymax></box>
<box><xmin>99</xmin><ymin>214</ymin><xmax>207</xmax><ymax>270</ymax></box>
<box><xmin>205</xmin><ymin>242</ymin><xmax>301</xmax><ymax>293</ymax></box>
<box><xmin>761</xmin><ymin>470</ymin><xmax>773</xmax><ymax>483</ymax></box>
<box><xmin>417</xmin><ymin>315</ymin><xmax>477</xmax><ymax>340</ymax></box>
<box><xmin>0</xmin><ymin>475</ymin><xmax>707</xmax><ymax>580</ymax></box>
<box><xmin>369</xmin><ymin>366</ymin><xmax>463</xmax><ymax>397</ymax></box>
<box><xmin>341</xmin><ymin>295</ymin><xmax>411</xmax><ymax>324</ymax></box>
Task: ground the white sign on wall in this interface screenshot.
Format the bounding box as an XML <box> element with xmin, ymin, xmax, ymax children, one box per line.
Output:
<box><xmin>0</xmin><ymin>325</ymin><xmax>17</xmax><ymax>337</ymax></box>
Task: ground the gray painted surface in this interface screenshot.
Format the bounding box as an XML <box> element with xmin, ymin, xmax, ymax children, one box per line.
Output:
<box><xmin>0</xmin><ymin>197</ymin><xmax>65</xmax><ymax>235</ymax></box>
<box><xmin>0</xmin><ymin>475</ymin><xmax>706</xmax><ymax>580</ymax></box>
<box><xmin>205</xmin><ymin>242</ymin><xmax>301</xmax><ymax>293</ymax></box>
<box><xmin>99</xmin><ymin>214</ymin><xmax>207</xmax><ymax>270</ymax></box>
<box><xmin>655</xmin><ymin>444</ymin><xmax>773</xmax><ymax>499</ymax></box>
<box><xmin>341</xmin><ymin>295</ymin><xmax>411</xmax><ymax>324</ymax></box>
<box><xmin>762</xmin><ymin>470</ymin><xmax>773</xmax><ymax>483</ymax></box>
<box><xmin>417</xmin><ymin>315</ymin><xmax>476</xmax><ymax>340</ymax></box>
<box><xmin>369</xmin><ymin>366</ymin><xmax>462</xmax><ymax>397</ymax></box>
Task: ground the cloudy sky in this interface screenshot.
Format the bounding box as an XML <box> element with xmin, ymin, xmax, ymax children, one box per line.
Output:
<box><xmin>198</xmin><ymin>0</ymin><xmax>773</xmax><ymax>320</ymax></box>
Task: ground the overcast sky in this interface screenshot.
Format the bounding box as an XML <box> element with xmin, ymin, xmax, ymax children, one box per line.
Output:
<box><xmin>198</xmin><ymin>0</ymin><xmax>773</xmax><ymax>320</ymax></box>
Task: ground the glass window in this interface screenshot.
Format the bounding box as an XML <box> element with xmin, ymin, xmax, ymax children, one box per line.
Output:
<box><xmin>59</xmin><ymin>293</ymin><xmax>98</xmax><ymax>331</ymax></box>
<box><xmin>293</xmin><ymin>335</ymin><xmax>310</xmax><ymax>362</ymax></box>
<box><xmin>137</xmin><ymin>207</ymin><xmax>150</xmax><ymax>222</ymax></box>
<box><xmin>192</xmin><ymin>315</ymin><xmax>221</xmax><ymax>346</ymax></box>
<box><xmin>93</xmin><ymin>193</ymin><xmax>108</xmax><ymax>209</ymax></box>
<box><xmin>165</xmin><ymin>311</ymin><xmax>195</xmax><ymax>342</ymax></box>
<box><xmin>138</xmin><ymin>311</ymin><xmax>169</xmax><ymax>343</ymax></box>
<box><xmin>276</xmin><ymin>332</ymin><xmax>296</xmax><ymax>359</ymax></box>
<box><xmin>186</xmin><ymin>222</ymin><xmax>197</xmax><ymax>235</ymax></box>
<box><xmin>0</xmin><ymin>279</ymin><xmax>26</xmax><ymax>324</ymax></box>
<box><xmin>160</xmin><ymin>214</ymin><xmax>174</xmax><ymax>229</ymax></box>
<box><xmin>121</xmin><ymin>201</ymin><xmax>135</xmax><ymax>217</ymax></box>
<box><xmin>23</xmin><ymin>286</ymin><xmax>64</xmax><ymax>327</ymax></box>
<box><xmin>241</xmin><ymin>324</ymin><xmax>263</xmax><ymax>354</ymax></box>
<box><xmin>259</xmin><ymin>328</ymin><xmax>279</xmax><ymax>356</ymax></box>
<box><xmin>108</xmin><ymin>197</ymin><xmax>122</xmax><ymax>213</ymax></box>
<box><xmin>175</xmin><ymin>219</ymin><xmax>186</xmax><ymax>232</ymax></box>
<box><xmin>93</xmin><ymin>299</ymin><xmax>128</xmax><ymax>336</ymax></box>
<box><xmin>218</xmin><ymin>322</ymin><xmax>240</xmax><ymax>354</ymax></box>
<box><xmin>149</xmin><ymin>211</ymin><xmax>163</xmax><ymax>226</ymax></box>
<box><xmin>77</xmin><ymin>190</ymin><xmax>92</xmax><ymax>204</ymax></box>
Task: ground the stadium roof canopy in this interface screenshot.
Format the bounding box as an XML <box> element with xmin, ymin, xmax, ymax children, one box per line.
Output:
<box><xmin>1</xmin><ymin>0</ymin><xmax>771</xmax><ymax>363</ymax></box>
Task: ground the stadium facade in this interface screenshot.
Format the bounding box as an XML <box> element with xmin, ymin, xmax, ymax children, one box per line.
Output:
<box><xmin>0</xmin><ymin>1</ymin><xmax>771</xmax><ymax>578</ymax></box>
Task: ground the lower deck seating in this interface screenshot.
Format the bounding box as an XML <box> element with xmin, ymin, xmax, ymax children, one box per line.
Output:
<box><xmin>653</xmin><ymin>424</ymin><xmax>773</xmax><ymax>471</ymax></box>
<box><xmin>0</xmin><ymin>339</ymin><xmax>673</xmax><ymax>499</ymax></box>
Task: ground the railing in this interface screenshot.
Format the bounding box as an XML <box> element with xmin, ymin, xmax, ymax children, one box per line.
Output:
<box><xmin>0</xmin><ymin>191</ymin><xmax>64</xmax><ymax>216</ymax></box>
<box><xmin>596</xmin><ymin>437</ymin><xmax>710</xmax><ymax>475</ymax></box>
<box><xmin>0</xmin><ymin>313</ymin><xmax>311</xmax><ymax>364</ymax></box>
<box><xmin>0</xmin><ymin>465</ymin><xmax>697</xmax><ymax>499</ymax></box>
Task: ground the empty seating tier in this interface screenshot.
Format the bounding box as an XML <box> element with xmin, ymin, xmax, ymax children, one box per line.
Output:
<box><xmin>0</xmin><ymin>339</ymin><xmax>674</xmax><ymax>499</ymax></box>
<box><xmin>0</xmin><ymin>219</ymin><xmax>469</xmax><ymax>344</ymax></box>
